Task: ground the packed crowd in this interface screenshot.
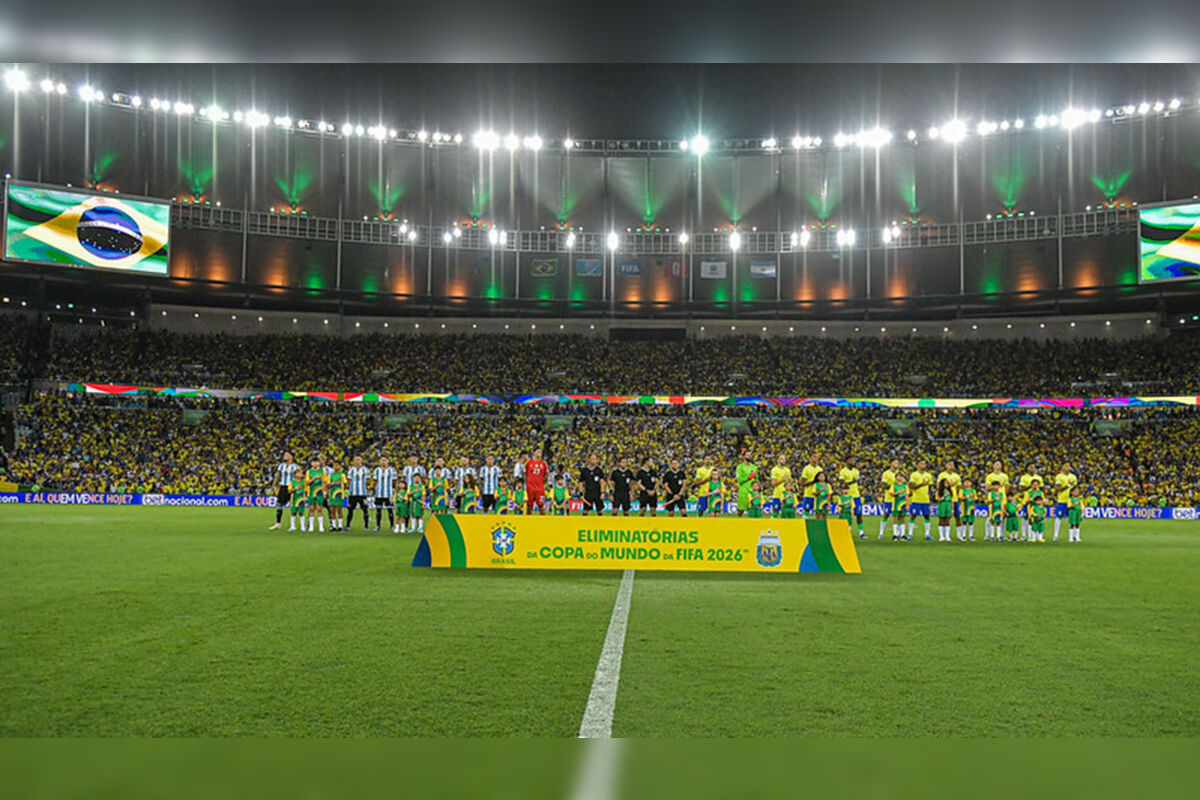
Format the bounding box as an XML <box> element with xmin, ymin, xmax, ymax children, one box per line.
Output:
<box><xmin>9</xmin><ymin>394</ymin><xmax>1199</xmax><ymax>506</ymax></box>
<box><xmin>35</xmin><ymin>326</ymin><xmax>1200</xmax><ymax>396</ymax></box>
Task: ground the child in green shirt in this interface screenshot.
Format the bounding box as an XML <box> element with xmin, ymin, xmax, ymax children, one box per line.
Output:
<box><xmin>1067</xmin><ymin>487</ymin><xmax>1084</xmax><ymax>543</ymax></box>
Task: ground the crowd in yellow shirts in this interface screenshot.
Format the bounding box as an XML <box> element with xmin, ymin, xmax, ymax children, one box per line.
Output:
<box><xmin>9</xmin><ymin>395</ymin><xmax>1200</xmax><ymax>514</ymax></box>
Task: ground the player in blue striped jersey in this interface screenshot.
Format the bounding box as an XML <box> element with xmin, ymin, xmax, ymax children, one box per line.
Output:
<box><xmin>268</xmin><ymin>452</ymin><xmax>299</xmax><ymax>530</ymax></box>
<box><xmin>345</xmin><ymin>455</ymin><xmax>371</xmax><ymax>531</ymax></box>
<box><xmin>373</xmin><ymin>457</ymin><xmax>398</xmax><ymax>533</ymax></box>
<box><xmin>479</xmin><ymin>455</ymin><xmax>502</xmax><ymax>512</ymax></box>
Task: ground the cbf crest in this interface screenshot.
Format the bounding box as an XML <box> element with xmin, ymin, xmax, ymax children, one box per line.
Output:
<box><xmin>491</xmin><ymin>524</ymin><xmax>516</xmax><ymax>557</ymax></box>
<box><xmin>756</xmin><ymin>529</ymin><xmax>783</xmax><ymax>568</ymax></box>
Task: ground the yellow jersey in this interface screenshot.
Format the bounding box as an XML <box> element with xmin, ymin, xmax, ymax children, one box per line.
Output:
<box><xmin>1018</xmin><ymin>473</ymin><xmax>1042</xmax><ymax>502</ymax></box>
<box><xmin>909</xmin><ymin>471</ymin><xmax>933</xmax><ymax>503</ymax></box>
<box><xmin>984</xmin><ymin>471</ymin><xmax>1009</xmax><ymax>491</ymax></box>
<box><xmin>769</xmin><ymin>465</ymin><xmax>792</xmax><ymax>499</ymax></box>
<box><xmin>801</xmin><ymin>464</ymin><xmax>822</xmax><ymax>498</ymax></box>
<box><xmin>1054</xmin><ymin>472</ymin><xmax>1078</xmax><ymax>503</ymax></box>
<box><xmin>936</xmin><ymin>470</ymin><xmax>962</xmax><ymax>501</ymax></box>
<box><xmin>882</xmin><ymin>469</ymin><xmax>897</xmax><ymax>501</ymax></box>
<box><xmin>695</xmin><ymin>466</ymin><xmax>714</xmax><ymax>496</ymax></box>
<box><xmin>839</xmin><ymin>467</ymin><xmax>861</xmax><ymax>498</ymax></box>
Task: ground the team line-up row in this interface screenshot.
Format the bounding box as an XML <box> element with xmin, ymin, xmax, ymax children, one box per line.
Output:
<box><xmin>265</xmin><ymin>450</ymin><xmax>1086</xmax><ymax>543</ymax></box>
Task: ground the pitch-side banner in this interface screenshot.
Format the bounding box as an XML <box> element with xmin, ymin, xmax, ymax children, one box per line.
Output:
<box><xmin>412</xmin><ymin>514</ymin><xmax>862</xmax><ymax>573</ymax></box>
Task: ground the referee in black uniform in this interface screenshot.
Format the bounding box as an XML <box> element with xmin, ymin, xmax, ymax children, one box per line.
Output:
<box><xmin>609</xmin><ymin>458</ymin><xmax>635</xmax><ymax>517</ymax></box>
<box><xmin>579</xmin><ymin>453</ymin><xmax>605</xmax><ymax>515</ymax></box>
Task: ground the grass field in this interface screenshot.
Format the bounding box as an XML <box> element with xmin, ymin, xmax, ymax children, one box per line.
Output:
<box><xmin>1</xmin><ymin>506</ymin><xmax>1197</xmax><ymax>737</ymax></box>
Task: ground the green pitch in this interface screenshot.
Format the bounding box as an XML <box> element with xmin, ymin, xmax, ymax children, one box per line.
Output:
<box><xmin>1</xmin><ymin>507</ymin><xmax>1197</xmax><ymax>736</ymax></box>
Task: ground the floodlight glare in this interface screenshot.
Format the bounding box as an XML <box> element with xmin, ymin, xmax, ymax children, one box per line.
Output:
<box><xmin>882</xmin><ymin>228</ymin><xmax>892</xmax><ymax>244</ymax></box>
<box><xmin>1013</xmin><ymin>118</ymin><xmax>1025</xmax><ymax>129</ymax></box>
<box><xmin>504</xmin><ymin>132</ymin><xmax>520</xmax><ymax>151</ymax></box>
<box><xmin>4</xmin><ymin>68</ymin><xmax>30</xmax><ymax>92</ymax></box>
<box><xmin>728</xmin><ymin>231</ymin><xmax>742</xmax><ymax>251</ymax></box>
<box><xmin>690</xmin><ymin>134</ymin><xmax>709</xmax><ymax>155</ymax></box>
<box><xmin>1034</xmin><ymin>114</ymin><xmax>1048</xmax><ymax>129</ymax></box>
<box><xmin>1060</xmin><ymin>108</ymin><xmax>1087</xmax><ymax>129</ymax></box>
<box><xmin>40</xmin><ymin>77</ymin><xmax>54</xmax><ymax>93</ymax></box>
<box><xmin>565</xmin><ymin>232</ymin><xmax>576</xmax><ymax>249</ymax></box>
<box><xmin>452</xmin><ymin>226</ymin><xmax>462</xmax><ymax>239</ymax></box>
<box><xmin>799</xmin><ymin>229</ymin><xmax>811</xmax><ymax>247</ymax></box>
<box><xmin>791</xmin><ymin>135</ymin><xmax>804</xmax><ymax>149</ymax></box>
<box><xmin>524</xmin><ymin>135</ymin><xmax>543</xmax><ymax>151</ymax></box>
<box><xmin>941</xmin><ymin>119</ymin><xmax>967</xmax><ymax>143</ymax></box>
<box><xmin>1153</xmin><ymin>101</ymin><xmax>1165</xmax><ymax>113</ymax></box>
<box><xmin>417</xmin><ymin>130</ymin><xmax>428</xmax><ymax>141</ymax></box>
<box><xmin>607</xmin><ymin>231</ymin><xmax>620</xmax><ymax>251</ymax></box>
<box><xmin>563</xmin><ymin>138</ymin><xmax>575</xmax><ymax>149</ymax></box>
<box><xmin>341</xmin><ymin>122</ymin><xmax>354</xmax><ymax>136</ymax></box>
<box><xmin>1087</xmin><ymin>108</ymin><xmax>1101</xmax><ymax>122</ymax></box>
<box><xmin>678</xmin><ymin>232</ymin><xmax>689</xmax><ymax>246</ymax></box>
<box><xmin>906</xmin><ymin>129</ymin><xmax>917</xmax><ymax>141</ymax></box>
<box><xmin>860</xmin><ymin>127</ymin><xmax>891</xmax><ymax>148</ymax></box>
<box><xmin>407</xmin><ymin>230</ymin><xmax>417</xmax><ymax>241</ymax></box>
<box><xmin>354</xmin><ymin>125</ymin><xmax>365</xmax><ymax>137</ymax></box>
<box><xmin>1169</xmin><ymin>98</ymin><xmax>1181</xmax><ymax>110</ymax></box>
<box><xmin>1137</xmin><ymin>101</ymin><xmax>1150</xmax><ymax>114</ymax></box>
<box><xmin>442</xmin><ymin>231</ymin><xmax>453</xmax><ymax>244</ymax></box>
<box><xmin>488</xmin><ymin>228</ymin><xmax>500</xmax><ymax>245</ymax></box>
<box><xmin>789</xmin><ymin>231</ymin><xmax>799</xmax><ymax>247</ymax></box>
<box><xmin>78</xmin><ymin>85</ymin><xmax>96</xmax><ymax>102</ymax></box>
<box><xmin>928</xmin><ymin>126</ymin><xmax>940</xmax><ymax>139</ymax></box>
<box><xmin>679</xmin><ymin>139</ymin><xmax>689</xmax><ymax>151</ymax></box>
<box><xmin>761</xmin><ymin>137</ymin><xmax>777</xmax><ymax>149</ymax></box>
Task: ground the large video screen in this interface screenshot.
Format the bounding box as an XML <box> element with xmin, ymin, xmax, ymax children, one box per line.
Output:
<box><xmin>4</xmin><ymin>183</ymin><xmax>169</xmax><ymax>275</ymax></box>
<box><xmin>1139</xmin><ymin>201</ymin><xmax>1200</xmax><ymax>283</ymax></box>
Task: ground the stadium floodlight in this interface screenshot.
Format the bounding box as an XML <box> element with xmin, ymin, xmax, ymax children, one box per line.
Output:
<box><xmin>1000</xmin><ymin>120</ymin><xmax>1010</xmax><ymax>130</ymax></box>
<box><xmin>563</xmin><ymin>138</ymin><xmax>575</xmax><ymax>149</ymax></box>
<box><xmin>1060</xmin><ymin>108</ymin><xmax>1087</xmax><ymax>129</ymax></box>
<box><xmin>453</xmin><ymin>133</ymin><xmax>463</xmax><ymax>144</ymax></box>
<box><xmin>799</xmin><ymin>229</ymin><xmax>811</xmax><ymax>247</ymax></box>
<box><xmin>407</xmin><ymin>230</ymin><xmax>417</xmax><ymax>241</ymax></box>
<box><xmin>130</xmin><ymin>95</ymin><xmax>142</xmax><ymax>108</ymax></box>
<box><xmin>473</xmin><ymin>129</ymin><xmax>499</xmax><ymax>150</ymax></box>
<box><xmin>77</xmin><ymin>85</ymin><xmax>97</xmax><ymax>102</ymax></box>
<box><xmin>1087</xmin><ymin>108</ymin><xmax>1102</xmax><ymax>122</ymax></box>
<box><xmin>607</xmin><ymin>231</ymin><xmax>620</xmax><ymax>251</ymax></box>
<box><xmin>341</xmin><ymin>122</ymin><xmax>354</xmax><ymax>136</ymax></box>
<box><xmin>524</xmin><ymin>135</ymin><xmax>543</xmax><ymax>151</ymax></box>
<box><xmin>39</xmin><ymin>77</ymin><xmax>54</xmax><ymax>93</ymax></box>
<box><xmin>498</xmin><ymin>230</ymin><xmax>508</xmax><ymax>246</ymax></box>
<box><xmin>417</xmin><ymin>129</ymin><xmax>428</xmax><ymax>141</ymax></box>
<box><xmin>274</xmin><ymin>116</ymin><xmax>292</xmax><ymax>129</ymax></box>
<box><xmin>728</xmin><ymin>231</ymin><xmax>742</xmax><ymax>252</ymax></box>
<box><xmin>565</xmin><ymin>232</ymin><xmax>576</xmax><ymax>249</ymax></box>
<box><xmin>690</xmin><ymin>134</ymin><xmax>709</xmax><ymax>155</ymax></box>
<box><xmin>1034</xmin><ymin>114</ymin><xmax>1048</xmax><ymax>129</ymax></box>
<box><xmin>488</xmin><ymin>228</ymin><xmax>500</xmax><ymax>246</ymax></box>
<box><xmin>452</xmin><ymin>226</ymin><xmax>462</xmax><ymax>239</ymax></box>
<box><xmin>928</xmin><ymin>126</ymin><xmax>940</xmax><ymax>140</ymax></box>
<box><xmin>354</xmin><ymin>125</ymin><xmax>365</xmax><ymax>137</ymax></box>
<box><xmin>1013</xmin><ymin>118</ymin><xmax>1025</xmax><ymax>129</ymax></box>
<box><xmin>1169</xmin><ymin>98</ymin><xmax>1181</xmax><ymax>110</ymax></box>
<box><xmin>789</xmin><ymin>231</ymin><xmax>799</xmax><ymax>247</ymax></box>
<box><xmin>940</xmin><ymin>119</ymin><xmax>967</xmax><ymax>143</ymax></box>
<box><xmin>1047</xmin><ymin>114</ymin><xmax>1059</xmax><ymax>127</ymax></box>
<box><xmin>398</xmin><ymin>223</ymin><xmax>408</xmax><ymax>234</ymax></box>
<box><xmin>761</xmin><ymin>137</ymin><xmax>777</xmax><ymax>150</ymax></box>
<box><xmin>174</xmin><ymin>101</ymin><xmax>194</xmax><ymax>115</ymax></box>
<box><xmin>678</xmin><ymin>232</ymin><xmax>689</xmax><ymax>246</ymax></box>
<box><xmin>244</xmin><ymin>110</ymin><xmax>268</xmax><ymax>128</ymax></box>
<box><xmin>881</xmin><ymin>227</ymin><xmax>892</xmax><ymax>244</ymax></box>
<box><xmin>891</xmin><ymin>225</ymin><xmax>901</xmax><ymax>238</ymax></box>
<box><xmin>1137</xmin><ymin>102</ymin><xmax>1150</xmax><ymax>115</ymax></box>
<box><xmin>790</xmin><ymin>135</ymin><xmax>803</xmax><ymax>149</ymax></box>
<box><xmin>976</xmin><ymin>120</ymin><xmax>998</xmax><ymax>136</ymax></box>
<box><xmin>504</xmin><ymin>132</ymin><xmax>520</xmax><ymax>151</ymax></box>
<box><xmin>833</xmin><ymin>132</ymin><xmax>854</xmax><ymax>148</ymax></box>
<box><xmin>1153</xmin><ymin>101</ymin><xmax>1165</xmax><ymax>113</ymax></box>
<box><xmin>442</xmin><ymin>231</ymin><xmax>453</xmax><ymax>244</ymax></box>
<box><xmin>860</xmin><ymin>127</ymin><xmax>891</xmax><ymax>148</ymax></box>
<box><xmin>679</xmin><ymin>139</ymin><xmax>689</xmax><ymax>151</ymax></box>
<box><xmin>906</xmin><ymin>129</ymin><xmax>917</xmax><ymax>141</ymax></box>
<box><xmin>4</xmin><ymin>68</ymin><xmax>29</xmax><ymax>93</ymax></box>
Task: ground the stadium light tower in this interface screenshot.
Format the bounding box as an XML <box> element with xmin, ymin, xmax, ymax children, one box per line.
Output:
<box><xmin>4</xmin><ymin>68</ymin><xmax>30</xmax><ymax>93</ymax></box>
<box><xmin>690</xmin><ymin>134</ymin><xmax>709</xmax><ymax>156</ymax></box>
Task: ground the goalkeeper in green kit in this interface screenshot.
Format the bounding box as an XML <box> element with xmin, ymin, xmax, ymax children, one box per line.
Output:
<box><xmin>735</xmin><ymin>451</ymin><xmax>758</xmax><ymax>518</ymax></box>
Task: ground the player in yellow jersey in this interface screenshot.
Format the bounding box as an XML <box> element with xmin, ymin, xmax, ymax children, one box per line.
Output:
<box><xmin>984</xmin><ymin>461</ymin><xmax>1009</xmax><ymax>495</ymax></box>
<box><xmin>800</xmin><ymin>456</ymin><xmax>822</xmax><ymax>517</ymax></box>
<box><xmin>936</xmin><ymin>459</ymin><xmax>964</xmax><ymax>540</ymax></box>
<box><xmin>768</xmin><ymin>455</ymin><xmax>792</xmax><ymax>518</ymax></box>
<box><xmin>908</xmin><ymin>459</ymin><xmax>935</xmax><ymax>540</ymax></box>
<box><xmin>879</xmin><ymin>458</ymin><xmax>901</xmax><ymax>540</ymax></box>
<box><xmin>838</xmin><ymin>456</ymin><xmax>864</xmax><ymax>538</ymax></box>
<box><xmin>693</xmin><ymin>456</ymin><xmax>715</xmax><ymax>516</ymax></box>
<box><xmin>1017</xmin><ymin>463</ymin><xmax>1043</xmax><ymax>541</ymax></box>
<box><xmin>1052</xmin><ymin>462</ymin><xmax>1078</xmax><ymax>542</ymax></box>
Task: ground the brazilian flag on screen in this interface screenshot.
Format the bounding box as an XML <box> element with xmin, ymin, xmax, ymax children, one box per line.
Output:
<box><xmin>5</xmin><ymin>184</ymin><xmax>169</xmax><ymax>275</ymax></box>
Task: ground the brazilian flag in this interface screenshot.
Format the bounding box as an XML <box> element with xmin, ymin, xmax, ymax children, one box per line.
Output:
<box><xmin>5</xmin><ymin>184</ymin><xmax>169</xmax><ymax>275</ymax></box>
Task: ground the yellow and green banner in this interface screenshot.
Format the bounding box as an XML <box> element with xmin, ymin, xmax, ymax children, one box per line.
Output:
<box><xmin>412</xmin><ymin>514</ymin><xmax>861</xmax><ymax>574</ymax></box>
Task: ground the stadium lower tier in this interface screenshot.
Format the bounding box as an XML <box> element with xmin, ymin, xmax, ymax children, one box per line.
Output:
<box><xmin>8</xmin><ymin>396</ymin><xmax>1198</xmax><ymax>506</ymax></box>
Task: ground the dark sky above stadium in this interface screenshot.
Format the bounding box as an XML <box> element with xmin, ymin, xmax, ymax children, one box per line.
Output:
<box><xmin>54</xmin><ymin>63</ymin><xmax>1200</xmax><ymax>141</ymax></box>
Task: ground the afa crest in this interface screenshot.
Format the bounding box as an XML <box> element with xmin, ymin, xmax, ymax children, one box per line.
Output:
<box><xmin>491</xmin><ymin>524</ymin><xmax>516</xmax><ymax>557</ymax></box>
<box><xmin>756</xmin><ymin>529</ymin><xmax>783</xmax><ymax>568</ymax></box>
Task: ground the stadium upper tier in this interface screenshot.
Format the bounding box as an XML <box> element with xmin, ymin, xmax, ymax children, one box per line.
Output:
<box><xmin>29</xmin><ymin>327</ymin><xmax>1200</xmax><ymax>396</ymax></box>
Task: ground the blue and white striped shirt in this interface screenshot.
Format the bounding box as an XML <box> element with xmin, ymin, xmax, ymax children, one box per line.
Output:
<box><xmin>453</xmin><ymin>465</ymin><xmax>477</xmax><ymax>492</ymax></box>
<box><xmin>402</xmin><ymin>464</ymin><xmax>426</xmax><ymax>487</ymax></box>
<box><xmin>373</xmin><ymin>466</ymin><xmax>397</xmax><ymax>498</ymax></box>
<box><xmin>347</xmin><ymin>466</ymin><xmax>370</xmax><ymax>495</ymax></box>
<box><xmin>276</xmin><ymin>462</ymin><xmax>299</xmax><ymax>486</ymax></box>
<box><xmin>479</xmin><ymin>465</ymin><xmax>502</xmax><ymax>494</ymax></box>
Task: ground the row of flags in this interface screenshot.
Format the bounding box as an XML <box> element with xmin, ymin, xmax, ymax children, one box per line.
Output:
<box><xmin>528</xmin><ymin>259</ymin><xmax>778</xmax><ymax>279</ymax></box>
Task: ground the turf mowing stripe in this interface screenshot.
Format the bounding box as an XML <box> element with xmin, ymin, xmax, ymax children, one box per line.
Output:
<box><xmin>578</xmin><ymin>569</ymin><xmax>635</xmax><ymax>739</ymax></box>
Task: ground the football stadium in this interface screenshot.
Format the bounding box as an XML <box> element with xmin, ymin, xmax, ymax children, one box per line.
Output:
<box><xmin>1</xmin><ymin>61</ymin><xmax>1199</xmax><ymax>748</ymax></box>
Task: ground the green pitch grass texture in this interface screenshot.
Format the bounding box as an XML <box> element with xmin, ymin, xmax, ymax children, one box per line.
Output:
<box><xmin>1</xmin><ymin>507</ymin><xmax>1197</xmax><ymax>737</ymax></box>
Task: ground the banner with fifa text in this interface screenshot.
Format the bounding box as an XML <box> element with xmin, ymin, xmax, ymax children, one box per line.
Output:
<box><xmin>411</xmin><ymin>514</ymin><xmax>862</xmax><ymax>573</ymax></box>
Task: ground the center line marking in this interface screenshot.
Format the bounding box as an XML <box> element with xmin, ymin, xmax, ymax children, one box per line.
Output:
<box><xmin>578</xmin><ymin>569</ymin><xmax>635</xmax><ymax>738</ymax></box>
